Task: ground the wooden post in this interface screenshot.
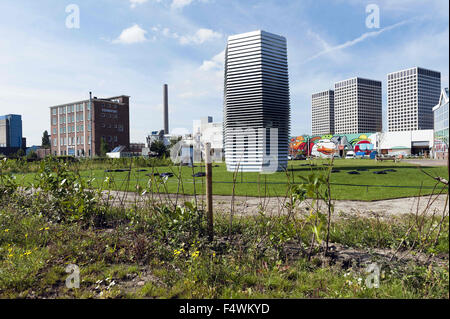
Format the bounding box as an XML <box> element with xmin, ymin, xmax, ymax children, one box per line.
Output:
<box><xmin>205</xmin><ymin>143</ymin><xmax>213</xmax><ymax>241</ymax></box>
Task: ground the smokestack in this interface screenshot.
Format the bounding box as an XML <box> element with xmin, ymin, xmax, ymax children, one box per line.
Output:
<box><xmin>163</xmin><ymin>84</ymin><xmax>169</xmax><ymax>134</ymax></box>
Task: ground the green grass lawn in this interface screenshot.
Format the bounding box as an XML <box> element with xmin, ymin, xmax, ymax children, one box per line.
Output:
<box><xmin>13</xmin><ymin>159</ymin><xmax>448</xmax><ymax>201</ymax></box>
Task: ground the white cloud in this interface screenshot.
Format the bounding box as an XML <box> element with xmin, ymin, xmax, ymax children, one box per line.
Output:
<box><xmin>179</xmin><ymin>28</ymin><xmax>222</xmax><ymax>45</ymax></box>
<box><xmin>171</xmin><ymin>0</ymin><xmax>210</xmax><ymax>10</ymax></box>
<box><xmin>113</xmin><ymin>24</ymin><xmax>148</xmax><ymax>44</ymax></box>
<box><xmin>129</xmin><ymin>0</ymin><xmax>148</xmax><ymax>8</ymax></box>
<box><xmin>153</xmin><ymin>26</ymin><xmax>221</xmax><ymax>45</ymax></box>
<box><xmin>171</xmin><ymin>0</ymin><xmax>194</xmax><ymax>10</ymax></box>
<box><xmin>162</xmin><ymin>27</ymin><xmax>179</xmax><ymax>39</ymax></box>
<box><xmin>200</xmin><ymin>50</ymin><xmax>225</xmax><ymax>71</ymax></box>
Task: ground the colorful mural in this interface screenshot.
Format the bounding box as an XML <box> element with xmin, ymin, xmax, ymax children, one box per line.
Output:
<box><xmin>289</xmin><ymin>133</ymin><xmax>377</xmax><ymax>158</ymax></box>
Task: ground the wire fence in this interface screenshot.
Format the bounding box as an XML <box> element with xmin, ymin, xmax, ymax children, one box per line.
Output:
<box><xmin>84</xmin><ymin>176</ymin><xmax>443</xmax><ymax>190</ymax></box>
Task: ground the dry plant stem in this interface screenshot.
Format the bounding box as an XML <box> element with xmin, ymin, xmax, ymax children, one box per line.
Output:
<box><xmin>433</xmin><ymin>193</ymin><xmax>449</xmax><ymax>249</ymax></box>
<box><xmin>391</xmin><ymin>183</ymin><xmax>425</xmax><ymax>262</ymax></box>
<box><xmin>421</xmin><ymin>187</ymin><xmax>446</xmax><ymax>252</ymax></box>
<box><xmin>191</xmin><ymin>163</ymin><xmax>198</xmax><ymax>208</ymax></box>
<box><xmin>325</xmin><ymin>157</ymin><xmax>335</xmax><ymax>255</ymax></box>
<box><xmin>175</xmin><ymin>162</ymin><xmax>182</xmax><ymax>208</ymax></box>
<box><xmin>419</xmin><ymin>166</ymin><xmax>449</xmax><ymax>186</ymax></box>
<box><xmin>229</xmin><ymin>160</ymin><xmax>241</xmax><ymax>239</ymax></box>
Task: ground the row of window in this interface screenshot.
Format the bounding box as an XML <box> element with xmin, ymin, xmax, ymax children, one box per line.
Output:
<box><xmin>52</xmin><ymin>124</ymin><xmax>91</xmax><ymax>134</ymax></box>
<box><xmin>388</xmin><ymin>68</ymin><xmax>417</xmax><ymax>80</ymax></box>
<box><xmin>52</xmin><ymin>103</ymin><xmax>91</xmax><ymax>115</ymax></box>
<box><xmin>54</xmin><ymin>136</ymin><xmax>90</xmax><ymax>146</ymax></box>
<box><xmin>102</xmin><ymin>136</ymin><xmax>118</xmax><ymax>143</ymax></box>
<box><xmin>101</xmin><ymin>113</ymin><xmax>119</xmax><ymax>119</ymax></box>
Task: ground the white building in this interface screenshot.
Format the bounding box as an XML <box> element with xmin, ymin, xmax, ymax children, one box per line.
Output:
<box><xmin>334</xmin><ymin>77</ymin><xmax>382</xmax><ymax>134</ymax></box>
<box><xmin>193</xmin><ymin>116</ymin><xmax>223</xmax><ymax>153</ymax></box>
<box><xmin>311</xmin><ymin>90</ymin><xmax>334</xmax><ymax>135</ymax></box>
<box><xmin>168</xmin><ymin>117</ymin><xmax>223</xmax><ymax>165</ymax></box>
<box><xmin>224</xmin><ymin>30</ymin><xmax>290</xmax><ymax>172</ymax></box>
<box><xmin>377</xmin><ymin>130</ymin><xmax>434</xmax><ymax>157</ymax></box>
<box><xmin>387</xmin><ymin>67</ymin><xmax>441</xmax><ymax>132</ymax></box>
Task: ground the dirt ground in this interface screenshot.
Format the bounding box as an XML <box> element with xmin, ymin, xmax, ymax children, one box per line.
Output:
<box><xmin>109</xmin><ymin>191</ymin><xmax>449</xmax><ymax>220</ymax></box>
<box><xmin>401</xmin><ymin>159</ymin><xmax>448</xmax><ymax>167</ymax></box>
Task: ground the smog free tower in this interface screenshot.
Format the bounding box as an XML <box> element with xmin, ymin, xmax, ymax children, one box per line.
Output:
<box><xmin>223</xmin><ymin>30</ymin><xmax>290</xmax><ymax>172</ymax></box>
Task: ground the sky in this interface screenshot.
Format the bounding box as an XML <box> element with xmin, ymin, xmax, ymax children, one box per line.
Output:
<box><xmin>0</xmin><ymin>0</ymin><xmax>448</xmax><ymax>146</ymax></box>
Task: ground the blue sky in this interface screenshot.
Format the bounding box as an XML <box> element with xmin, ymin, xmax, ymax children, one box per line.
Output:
<box><xmin>0</xmin><ymin>0</ymin><xmax>448</xmax><ymax>146</ymax></box>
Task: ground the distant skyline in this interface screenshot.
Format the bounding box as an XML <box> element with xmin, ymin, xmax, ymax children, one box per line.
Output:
<box><xmin>0</xmin><ymin>0</ymin><xmax>448</xmax><ymax>146</ymax></box>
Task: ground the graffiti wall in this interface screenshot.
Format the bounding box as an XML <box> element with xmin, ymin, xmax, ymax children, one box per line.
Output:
<box><xmin>289</xmin><ymin>133</ymin><xmax>377</xmax><ymax>158</ymax></box>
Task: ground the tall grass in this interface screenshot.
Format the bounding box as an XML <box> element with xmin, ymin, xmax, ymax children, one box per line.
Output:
<box><xmin>0</xmin><ymin>157</ymin><xmax>448</xmax><ymax>298</ymax></box>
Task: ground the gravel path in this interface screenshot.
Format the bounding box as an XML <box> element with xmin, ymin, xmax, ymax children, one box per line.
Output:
<box><xmin>106</xmin><ymin>191</ymin><xmax>449</xmax><ymax>219</ymax></box>
<box><xmin>401</xmin><ymin>159</ymin><xmax>448</xmax><ymax>167</ymax></box>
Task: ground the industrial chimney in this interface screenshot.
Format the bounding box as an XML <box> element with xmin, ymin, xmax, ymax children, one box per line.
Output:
<box><xmin>163</xmin><ymin>84</ymin><xmax>169</xmax><ymax>134</ymax></box>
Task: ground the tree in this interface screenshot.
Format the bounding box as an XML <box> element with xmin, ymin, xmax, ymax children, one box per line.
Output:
<box><xmin>27</xmin><ymin>150</ymin><xmax>38</xmax><ymax>160</ymax></box>
<box><xmin>42</xmin><ymin>130</ymin><xmax>51</xmax><ymax>149</ymax></box>
<box><xmin>150</xmin><ymin>140</ymin><xmax>167</xmax><ymax>158</ymax></box>
<box><xmin>16</xmin><ymin>148</ymin><xmax>25</xmax><ymax>157</ymax></box>
<box><xmin>100</xmin><ymin>138</ymin><xmax>109</xmax><ymax>157</ymax></box>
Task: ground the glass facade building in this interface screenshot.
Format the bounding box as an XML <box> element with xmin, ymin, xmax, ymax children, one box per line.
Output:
<box><xmin>433</xmin><ymin>88</ymin><xmax>449</xmax><ymax>159</ymax></box>
<box><xmin>0</xmin><ymin>114</ymin><xmax>22</xmax><ymax>148</ymax></box>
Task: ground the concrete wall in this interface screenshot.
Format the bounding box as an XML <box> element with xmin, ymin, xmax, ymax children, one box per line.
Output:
<box><xmin>0</xmin><ymin>119</ymin><xmax>8</xmax><ymax>147</ymax></box>
<box><xmin>378</xmin><ymin>130</ymin><xmax>434</xmax><ymax>150</ymax></box>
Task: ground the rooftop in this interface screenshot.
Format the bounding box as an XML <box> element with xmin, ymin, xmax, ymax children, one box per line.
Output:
<box><xmin>50</xmin><ymin>95</ymin><xmax>130</xmax><ymax>109</ymax></box>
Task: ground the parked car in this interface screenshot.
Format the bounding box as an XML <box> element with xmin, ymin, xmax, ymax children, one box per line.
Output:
<box><xmin>333</xmin><ymin>154</ymin><xmax>341</xmax><ymax>159</ymax></box>
<box><xmin>294</xmin><ymin>154</ymin><xmax>307</xmax><ymax>160</ymax></box>
<box><xmin>345</xmin><ymin>151</ymin><xmax>355</xmax><ymax>159</ymax></box>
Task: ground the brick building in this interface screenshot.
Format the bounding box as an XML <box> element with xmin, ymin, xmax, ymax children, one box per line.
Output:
<box><xmin>50</xmin><ymin>95</ymin><xmax>130</xmax><ymax>157</ymax></box>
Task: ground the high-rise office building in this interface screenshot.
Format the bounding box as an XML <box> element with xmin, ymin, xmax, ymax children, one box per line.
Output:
<box><xmin>223</xmin><ymin>30</ymin><xmax>290</xmax><ymax>172</ymax></box>
<box><xmin>50</xmin><ymin>95</ymin><xmax>130</xmax><ymax>157</ymax></box>
<box><xmin>311</xmin><ymin>90</ymin><xmax>334</xmax><ymax>135</ymax></box>
<box><xmin>387</xmin><ymin>67</ymin><xmax>441</xmax><ymax>132</ymax></box>
<box><xmin>0</xmin><ymin>114</ymin><xmax>22</xmax><ymax>148</ymax></box>
<box><xmin>334</xmin><ymin>77</ymin><xmax>382</xmax><ymax>134</ymax></box>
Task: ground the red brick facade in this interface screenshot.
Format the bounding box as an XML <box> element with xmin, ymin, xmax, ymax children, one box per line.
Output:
<box><xmin>50</xmin><ymin>95</ymin><xmax>130</xmax><ymax>157</ymax></box>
